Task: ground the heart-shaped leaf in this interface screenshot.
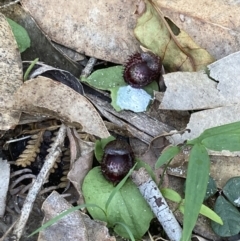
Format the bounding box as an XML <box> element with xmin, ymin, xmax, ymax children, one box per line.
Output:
<box><xmin>82</xmin><ymin>167</ymin><xmax>154</xmax><ymax>239</ymax></box>
<box><xmin>223</xmin><ymin>177</ymin><xmax>240</xmax><ymax>207</ymax></box>
<box><xmin>211</xmin><ymin>196</ymin><xmax>240</xmax><ymax>237</ymax></box>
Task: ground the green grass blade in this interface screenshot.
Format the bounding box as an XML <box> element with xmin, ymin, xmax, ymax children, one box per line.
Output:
<box><xmin>155</xmin><ymin>146</ymin><xmax>180</xmax><ymax>168</ymax></box>
<box><xmin>28</xmin><ymin>203</ymin><xmax>105</xmax><ymax>237</ymax></box>
<box><xmin>114</xmin><ymin>222</ymin><xmax>135</xmax><ymax>241</ymax></box>
<box><xmin>199</xmin><ymin>204</ymin><xmax>223</xmax><ymax>225</ymax></box>
<box><xmin>105</xmin><ymin>162</ymin><xmax>137</xmax><ymax>211</ymax></box>
<box><xmin>181</xmin><ymin>144</ymin><xmax>210</xmax><ymax>241</ymax></box>
<box><xmin>179</xmin><ymin>200</ymin><xmax>223</xmax><ymax>225</ymax></box>
<box><xmin>23</xmin><ymin>58</ymin><xmax>39</xmax><ymax>81</ymax></box>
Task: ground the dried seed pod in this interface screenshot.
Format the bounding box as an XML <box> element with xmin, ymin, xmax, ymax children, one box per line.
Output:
<box><xmin>123</xmin><ymin>52</ymin><xmax>162</xmax><ymax>88</ymax></box>
<box><xmin>101</xmin><ymin>140</ymin><xmax>134</xmax><ymax>184</ymax></box>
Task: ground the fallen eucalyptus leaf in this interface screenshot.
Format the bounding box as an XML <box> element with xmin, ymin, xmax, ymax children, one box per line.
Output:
<box><xmin>157</xmin><ymin>0</ymin><xmax>240</xmax><ymax>60</ymax></box>
<box><xmin>39</xmin><ymin>191</ymin><xmax>115</xmax><ymax>241</ymax></box>
<box><xmin>0</xmin><ymin>13</ymin><xmax>22</xmax><ymax>130</ymax></box>
<box><xmin>13</xmin><ymin>76</ymin><xmax>110</xmax><ymax>138</ymax></box>
<box><xmin>166</xmin><ymin>151</ymin><xmax>240</xmax><ymax>189</ymax></box>
<box><xmin>159</xmin><ymin>52</ymin><xmax>240</xmax><ymax>111</ymax></box>
<box><xmin>21</xmin><ymin>0</ymin><xmax>140</xmax><ymax>64</ymax></box>
<box><xmin>134</xmin><ymin>0</ymin><xmax>214</xmax><ymax>72</ymax></box>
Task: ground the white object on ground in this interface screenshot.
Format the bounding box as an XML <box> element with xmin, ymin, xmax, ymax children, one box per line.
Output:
<box><xmin>116</xmin><ymin>85</ymin><xmax>152</xmax><ymax>112</ymax></box>
<box><xmin>131</xmin><ymin>167</ymin><xmax>182</xmax><ymax>241</ymax></box>
<box><xmin>0</xmin><ymin>158</ymin><xmax>10</xmax><ymax>217</ymax></box>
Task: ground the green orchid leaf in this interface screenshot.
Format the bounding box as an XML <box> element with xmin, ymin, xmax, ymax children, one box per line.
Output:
<box><xmin>82</xmin><ymin>167</ymin><xmax>154</xmax><ymax>239</ymax></box>
<box><xmin>211</xmin><ymin>196</ymin><xmax>240</xmax><ymax>237</ymax></box>
<box><xmin>223</xmin><ymin>177</ymin><xmax>240</xmax><ymax>207</ymax></box>
<box><xmin>204</xmin><ymin>176</ymin><xmax>218</xmax><ymax>200</ymax></box>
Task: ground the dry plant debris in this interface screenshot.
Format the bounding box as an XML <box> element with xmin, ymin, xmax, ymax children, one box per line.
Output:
<box><xmin>0</xmin><ymin>0</ymin><xmax>240</xmax><ymax>240</ymax></box>
<box><xmin>20</xmin><ymin>0</ymin><xmax>141</xmax><ymax>64</ymax></box>
<box><xmin>157</xmin><ymin>0</ymin><xmax>240</xmax><ymax>59</ymax></box>
<box><xmin>0</xmin><ymin>13</ymin><xmax>22</xmax><ymax>130</ymax></box>
<box><xmin>13</xmin><ymin>76</ymin><xmax>110</xmax><ymax>139</ymax></box>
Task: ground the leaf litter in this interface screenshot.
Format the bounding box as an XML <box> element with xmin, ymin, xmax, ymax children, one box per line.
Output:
<box><xmin>0</xmin><ymin>0</ymin><xmax>240</xmax><ymax>240</ymax></box>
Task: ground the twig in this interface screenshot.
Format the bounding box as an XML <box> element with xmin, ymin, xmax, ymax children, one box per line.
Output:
<box><xmin>131</xmin><ymin>168</ymin><xmax>182</xmax><ymax>241</ymax></box>
<box><xmin>0</xmin><ymin>0</ymin><xmax>20</xmax><ymax>9</ymax></box>
<box><xmin>80</xmin><ymin>57</ymin><xmax>97</xmax><ymax>78</ymax></box>
<box><xmin>12</xmin><ymin>124</ymin><xmax>67</xmax><ymax>240</ymax></box>
<box><xmin>0</xmin><ymin>219</ymin><xmax>18</xmax><ymax>241</ymax></box>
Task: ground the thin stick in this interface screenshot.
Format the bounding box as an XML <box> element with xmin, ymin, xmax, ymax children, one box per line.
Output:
<box><xmin>0</xmin><ymin>0</ymin><xmax>20</xmax><ymax>9</ymax></box>
<box><xmin>0</xmin><ymin>219</ymin><xmax>18</xmax><ymax>241</ymax></box>
<box><xmin>131</xmin><ymin>167</ymin><xmax>182</xmax><ymax>241</ymax></box>
<box><xmin>12</xmin><ymin>124</ymin><xmax>67</xmax><ymax>240</ymax></box>
<box><xmin>80</xmin><ymin>57</ymin><xmax>97</xmax><ymax>78</ymax></box>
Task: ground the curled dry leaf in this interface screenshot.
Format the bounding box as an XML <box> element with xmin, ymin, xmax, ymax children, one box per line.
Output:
<box><xmin>21</xmin><ymin>0</ymin><xmax>140</xmax><ymax>64</ymax></box>
<box><xmin>0</xmin><ymin>13</ymin><xmax>22</xmax><ymax>130</ymax></box>
<box><xmin>39</xmin><ymin>191</ymin><xmax>115</xmax><ymax>241</ymax></box>
<box><xmin>67</xmin><ymin>131</ymin><xmax>95</xmax><ymax>204</ymax></box>
<box><xmin>156</xmin><ymin>0</ymin><xmax>240</xmax><ymax>60</ymax></box>
<box><xmin>167</xmin><ymin>151</ymin><xmax>240</xmax><ymax>189</ymax></box>
<box><xmin>13</xmin><ymin>76</ymin><xmax>110</xmax><ymax>138</ymax></box>
<box><xmin>134</xmin><ymin>0</ymin><xmax>214</xmax><ymax>72</ymax></box>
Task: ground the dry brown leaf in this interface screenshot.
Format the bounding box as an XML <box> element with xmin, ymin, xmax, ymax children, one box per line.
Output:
<box><xmin>167</xmin><ymin>151</ymin><xmax>240</xmax><ymax>189</ymax></box>
<box><xmin>67</xmin><ymin>138</ymin><xmax>94</xmax><ymax>205</ymax></box>
<box><xmin>39</xmin><ymin>191</ymin><xmax>115</xmax><ymax>241</ymax></box>
<box><xmin>159</xmin><ymin>52</ymin><xmax>240</xmax><ymax>111</ymax></box>
<box><xmin>157</xmin><ymin>0</ymin><xmax>240</xmax><ymax>60</ymax></box>
<box><xmin>134</xmin><ymin>0</ymin><xmax>214</xmax><ymax>72</ymax></box>
<box><xmin>0</xmin><ymin>13</ymin><xmax>22</xmax><ymax>130</ymax></box>
<box><xmin>158</xmin><ymin>52</ymin><xmax>240</xmax><ymax>145</ymax></box>
<box><xmin>13</xmin><ymin>77</ymin><xmax>110</xmax><ymax>138</ymax></box>
<box><xmin>20</xmin><ymin>0</ymin><xmax>141</xmax><ymax>64</ymax></box>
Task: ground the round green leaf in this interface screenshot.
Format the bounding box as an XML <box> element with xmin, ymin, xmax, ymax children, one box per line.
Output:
<box><xmin>223</xmin><ymin>177</ymin><xmax>240</xmax><ymax>207</ymax></box>
<box><xmin>205</xmin><ymin>176</ymin><xmax>217</xmax><ymax>200</ymax></box>
<box><xmin>82</xmin><ymin>167</ymin><xmax>154</xmax><ymax>239</ymax></box>
<box><xmin>211</xmin><ymin>196</ymin><xmax>240</xmax><ymax>237</ymax></box>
